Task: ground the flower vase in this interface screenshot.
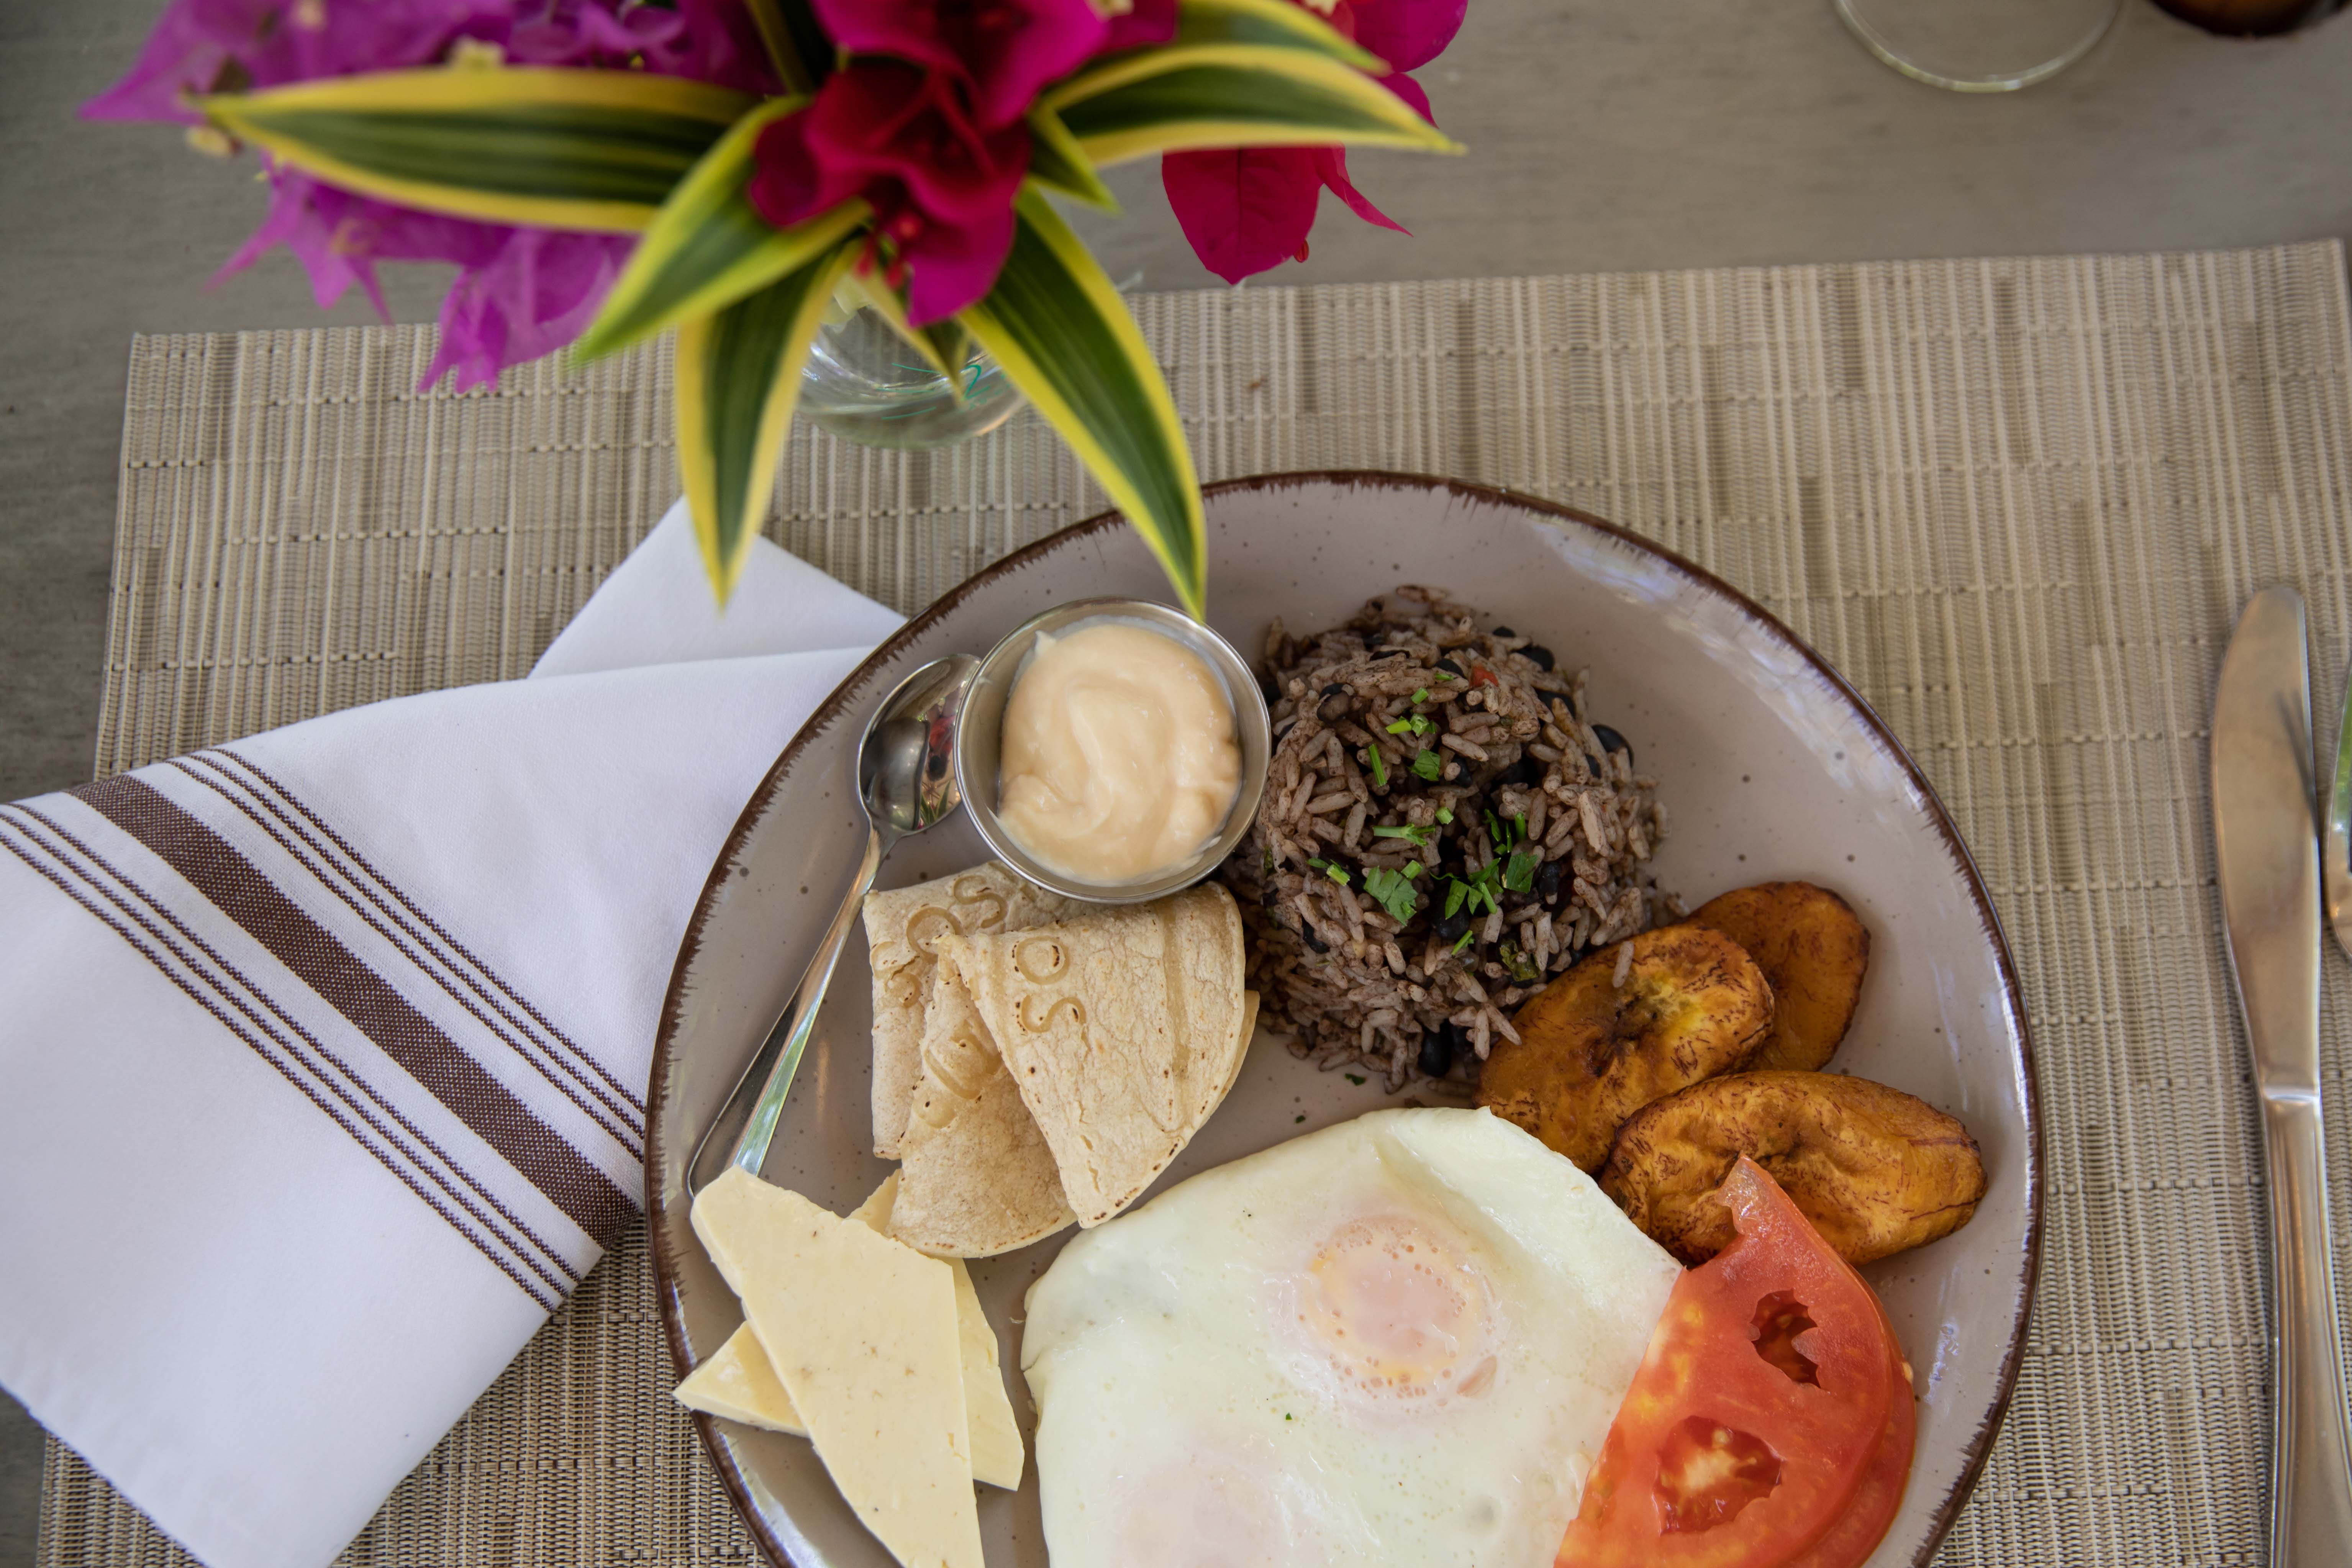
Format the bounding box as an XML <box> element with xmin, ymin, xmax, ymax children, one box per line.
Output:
<box><xmin>798</xmin><ymin>297</ymin><xmax>1025</xmax><ymax>451</ymax></box>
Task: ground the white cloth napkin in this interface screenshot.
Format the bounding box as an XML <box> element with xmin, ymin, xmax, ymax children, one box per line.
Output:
<box><xmin>0</xmin><ymin>500</ymin><xmax>902</xmax><ymax>1568</ymax></box>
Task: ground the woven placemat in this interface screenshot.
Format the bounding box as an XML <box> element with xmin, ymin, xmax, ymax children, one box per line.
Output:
<box><xmin>37</xmin><ymin>241</ymin><xmax>2352</xmax><ymax>1567</ymax></box>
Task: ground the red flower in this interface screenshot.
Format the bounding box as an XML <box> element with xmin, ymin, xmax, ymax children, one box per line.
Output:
<box><xmin>749</xmin><ymin>63</ymin><xmax>1030</xmax><ymax>324</ymax></box>
<box><xmin>1162</xmin><ymin>0</ymin><xmax>1460</xmax><ymax>284</ymax></box>
<box><xmin>813</xmin><ymin>0</ymin><xmax>1123</xmax><ymax>129</ymax></box>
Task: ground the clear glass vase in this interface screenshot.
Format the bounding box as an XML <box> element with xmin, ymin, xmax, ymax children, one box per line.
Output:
<box><xmin>798</xmin><ymin>296</ymin><xmax>1025</xmax><ymax>450</ymax></box>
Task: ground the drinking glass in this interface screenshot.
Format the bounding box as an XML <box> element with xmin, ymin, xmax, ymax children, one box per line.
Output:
<box><xmin>1833</xmin><ymin>0</ymin><xmax>2124</xmax><ymax>91</ymax></box>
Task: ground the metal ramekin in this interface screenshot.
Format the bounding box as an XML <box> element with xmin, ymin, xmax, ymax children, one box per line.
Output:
<box><xmin>954</xmin><ymin>598</ymin><xmax>1272</xmax><ymax>904</ymax></box>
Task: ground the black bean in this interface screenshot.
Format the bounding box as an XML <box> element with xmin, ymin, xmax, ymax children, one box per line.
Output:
<box><xmin>1520</xmin><ymin>642</ymin><xmax>1556</xmax><ymax>671</ymax></box>
<box><xmin>1492</xmin><ymin>625</ymin><xmax>1517</xmax><ymax>638</ymax></box>
<box><xmin>1592</xmin><ymin>724</ymin><xmax>1632</xmax><ymax>764</ymax></box>
<box><xmin>1302</xmin><ymin>927</ymin><xmax>1330</xmax><ymax>954</ymax></box>
<box><xmin>1492</xmin><ymin>752</ymin><xmax>1543</xmax><ymax>788</ymax></box>
<box><xmin>1417</xmin><ymin>1028</ymin><xmax>1453</xmax><ymax>1078</ymax></box>
<box><xmin>1273</xmin><ymin>719</ymin><xmax>1295</xmax><ymax>744</ymax></box>
<box><xmin>1317</xmin><ymin>688</ymin><xmax>1353</xmax><ymax>723</ymax></box>
<box><xmin>1535</xmin><ymin>858</ymin><xmax>1564</xmax><ymax>903</ymax></box>
<box><xmin>1434</xmin><ymin>657</ymin><xmax>1465</xmax><ymax>680</ymax></box>
<box><xmin>1435</xmin><ymin>910</ymin><xmax>1471</xmax><ymax>944</ymax></box>
<box><xmin>1373</xmin><ymin>648</ymin><xmax>1407</xmax><ymax>659</ymax></box>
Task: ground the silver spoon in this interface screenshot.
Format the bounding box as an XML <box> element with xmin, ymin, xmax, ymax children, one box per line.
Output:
<box><xmin>688</xmin><ymin>652</ymin><xmax>977</xmax><ymax>1193</ymax></box>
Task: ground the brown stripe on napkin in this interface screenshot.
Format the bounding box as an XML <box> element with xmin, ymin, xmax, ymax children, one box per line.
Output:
<box><xmin>0</xmin><ymin>809</ymin><xmax>569</xmax><ymax>1312</ymax></box>
<box><xmin>73</xmin><ymin>774</ymin><xmax>637</xmax><ymax>1249</ymax></box>
<box><xmin>166</xmin><ymin>752</ymin><xmax>645</xmax><ymax>1158</ymax></box>
<box><xmin>206</xmin><ymin>749</ymin><xmax>646</xmax><ymax>1117</ymax></box>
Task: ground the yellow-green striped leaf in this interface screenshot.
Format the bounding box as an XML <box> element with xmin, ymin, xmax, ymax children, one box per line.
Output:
<box><xmin>677</xmin><ymin>240</ymin><xmax>860</xmax><ymax>600</ymax></box>
<box><xmin>958</xmin><ymin>186</ymin><xmax>1205</xmax><ymax>618</ymax></box>
<box><xmin>1025</xmin><ymin>108</ymin><xmax>1119</xmax><ymax>210</ymax></box>
<box><xmin>1167</xmin><ymin>0</ymin><xmax>1385</xmax><ymax>70</ymax></box>
<box><xmin>742</xmin><ymin>0</ymin><xmax>832</xmax><ymax>94</ymax></box>
<box><xmin>1044</xmin><ymin>46</ymin><xmax>1459</xmax><ymax>169</ymax></box>
<box><xmin>203</xmin><ymin>67</ymin><xmax>755</xmax><ymax>233</ymax></box>
<box><xmin>574</xmin><ymin>100</ymin><xmax>869</xmax><ymax>362</ymax></box>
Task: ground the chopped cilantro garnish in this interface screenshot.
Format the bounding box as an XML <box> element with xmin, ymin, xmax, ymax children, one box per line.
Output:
<box><xmin>1446</xmin><ymin>855</ymin><xmax>1511</xmax><ymax>917</ymax></box>
<box><xmin>1362</xmin><ymin>865</ymin><xmax>1423</xmax><ymax>923</ymax></box>
<box><xmin>1385</xmin><ymin>714</ymin><xmax>1434</xmax><ymax>737</ymax></box>
<box><xmin>1502</xmin><ymin>847</ymin><xmax>1542</xmax><ymax>893</ymax></box>
<box><xmin>1497</xmin><ymin>938</ymin><xmax>1542</xmax><ymax>983</ymax></box>
<box><xmin>1412</xmin><ymin>687</ymin><xmax>1431</xmax><ymax>704</ymax></box>
<box><xmin>1434</xmin><ymin>668</ymin><xmax>1459</xmax><ymax>682</ymax></box>
<box><xmin>1345</xmin><ymin>1073</ymin><xmax>1367</xmax><ymax>1085</ymax></box>
<box><xmin>1308</xmin><ymin>857</ymin><xmax>1353</xmax><ymax>887</ymax></box>
<box><xmin>1361</xmin><ymin>744</ymin><xmax>1388</xmax><ymax>789</ymax></box>
<box><xmin>1411</xmin><ymin>749</ymin><xmax>1444</xmax><ymax>782</ymax></box>
<box><xmin>1486</xmin><ymin>809</ymin><xmax>1512</xmax><ymax>849</ymax></box>
<box><xmin>1372</xmin><ymin>823</ymin><xmax>1435</xmax><ymax>846</ymax></box>
<box><xmin>1436</xmin><ymin>806</ymin><xmax>1455</xmax><ymax>824</ymax></box>
<box><xmin>1451</xmin><ymin>928</ymin><xmax>1477</xmax><ymax>953</ymax></box>
<box><xmin>1515</xmin><ymin>813</ymin><xmax>1529</xmax><ymax>840</ymax></box>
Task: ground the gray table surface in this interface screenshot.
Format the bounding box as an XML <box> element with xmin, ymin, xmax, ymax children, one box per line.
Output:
<box><xmin>6</xmin><ymin>0</ymin><xmax>2352</xmax><ymax>1564</ymax></box>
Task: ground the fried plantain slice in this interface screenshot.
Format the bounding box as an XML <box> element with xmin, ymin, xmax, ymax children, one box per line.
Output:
<box><xmin>1688</xmin><ymin>881</ymin><xmax>1870</xmax><ymax>1071</ymax></box>
<box><xmin>1476</xmin><ymin>924</ymin><xmax>1773</xmax><ymax>1170</ymax></box>
<box><xmin>1601</xmin><ymin>1070</ymin><xmax>1986</xmax><ymax>1265</ymax></box>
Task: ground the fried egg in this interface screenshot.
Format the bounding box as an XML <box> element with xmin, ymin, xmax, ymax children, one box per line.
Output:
<box><xmin>1020</xmin><ymin>1107</ymin><xmax>1680</xmax><ymax>1568</ymax></box>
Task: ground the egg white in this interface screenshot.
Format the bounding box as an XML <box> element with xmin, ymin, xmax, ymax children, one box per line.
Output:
<box><xmin>1020</xmin><ymin>1107</ymin><xmax>1680</xmax><ymax>1568</ymax></box>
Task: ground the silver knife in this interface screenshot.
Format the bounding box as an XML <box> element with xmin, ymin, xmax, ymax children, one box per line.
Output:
<box><xmin>2212</xmin><ymin>584</ymin><xmax>2352</xmax><ymax>1566</ymax></box>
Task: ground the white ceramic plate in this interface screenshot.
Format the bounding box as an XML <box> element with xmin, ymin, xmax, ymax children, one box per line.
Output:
<box><xmin>646</xmin><ymin>473</ymin><xmax>2041</xmax><ymax>1568</ymax></box>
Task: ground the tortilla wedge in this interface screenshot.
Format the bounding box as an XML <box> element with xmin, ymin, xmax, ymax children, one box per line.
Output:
<box><xmin>862</xmin><ymin>864</ymin><xmax>1077</xmax><ymax>1157</ymax></box>
<box><xmin>891</xmin><ymin>958</ymin><xmax>1078</xmax><ymax>1258</ymax></box>
<box><xmin>950</xmin><ymin>883</ymin><xmax>1251</xmax><ymax>1226</ymax></box>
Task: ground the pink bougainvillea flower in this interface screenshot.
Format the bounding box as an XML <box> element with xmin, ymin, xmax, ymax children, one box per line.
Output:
<box><xmin>1162</xmin><ymin>0</ymin><xmax>1459</xmax><ymax>284</ymax></box>
<box><xmin>812</xmin><ymin>0</ymin><xmax>1113</xmax><ymax>129</ymax></box>
<box><xmin>1162</xmin><ymin>145</ymin><xmax>1321</xmax><ymax>285</ymax></box>
<box><xmin>1162</xmin><ymin>72</ymin><xmax>1433</xmax><ymax>284</ymax></box>
<box><xmin>83</xmin><ymin>0</ymin><xmax>774</xmax><ymax>389</ymax></box>
<box><xmin>222</xmin><ymin>164</ymin><xmax>632</xmax><ymax>390</ymax></box>
<box><xmin>1342</xmin><ymin>0</ymin><xmax>1465</xmax><ymax>72</ymax></box>
<box><xmin>1101</xmin><ymin>0</ymin><xmax>1181</xmax><ymax>51</ymax></box>
<box><xmin>83</xmin><ymin>0</ymin><xmax>511</xmax><ymax>124</ymax></box>
<box><xmin>750</xmin><ymin>62</ymin><xmax>1030</xmax><ymax>324</ymax></box>
<box><xmin>85</xmin><ymin>0</ymin><xmax>776</xmax><ymax>122</ymax></box>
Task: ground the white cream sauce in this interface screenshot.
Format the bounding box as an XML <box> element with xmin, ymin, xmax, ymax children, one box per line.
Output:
<box><xmin>995</xmin><ymin>620</ymin><xmax>1241</xmax><ymax>884</ymax></box>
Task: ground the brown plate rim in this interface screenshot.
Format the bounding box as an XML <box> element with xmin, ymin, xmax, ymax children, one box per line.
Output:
<box><xmin>643</xmin><ymin>469</ymin><xmax>2044</xmax><ymax>1568</ymax></box>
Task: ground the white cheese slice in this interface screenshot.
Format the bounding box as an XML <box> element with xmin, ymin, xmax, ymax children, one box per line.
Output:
<box><xmin>857</xmin><ymin>1173</ymin><xmax>1025</xmax><ymax>1489</ymax></box>
<box><xmin>674</xmin><ymin>1324</ymin><xmax>805</xmax><ymax>1435</ymax></box>
<box><xmin>849</xmin><ymin>1170</ymin><xmax>902</xmax><ymax>1231</ymax></box>
<box><xmin>947</xmin><ymin>1255</ymin><xmax>1025</xmax><ymax>1489</ymax></box>
<box><xmin>681</xmin><ymin>1171</ymin><xmax>1026</xmax><ymax>1488</ymax></box>
<box><xmin>693</xmin><ymin>1168</ymin><xmax>982</xmax><ymax>1568</ymax></box>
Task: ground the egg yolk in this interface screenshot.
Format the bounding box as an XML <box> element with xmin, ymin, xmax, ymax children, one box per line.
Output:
<box><xmin>1298</xmin><ymin>1214</ymin><xmax>1498</xmax><ymax>1408</ymax></box>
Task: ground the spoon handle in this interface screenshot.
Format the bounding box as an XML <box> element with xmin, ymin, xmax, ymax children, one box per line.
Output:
<box><xmin>699</xmin><ymin>825</ymin><xmax>884</xmax><ymax>1189</ymax></box>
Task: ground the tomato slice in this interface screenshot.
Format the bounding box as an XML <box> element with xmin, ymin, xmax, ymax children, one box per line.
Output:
<box><xmin>1781</xmin><ymin>1297</ymin><xmax>1915</xmax><ymax>1568</ymax></box>
<box><xmin>1556</xmin><ymin>1158</ymin><xmax>1915</xmax><ymax>1568</ymax></box>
